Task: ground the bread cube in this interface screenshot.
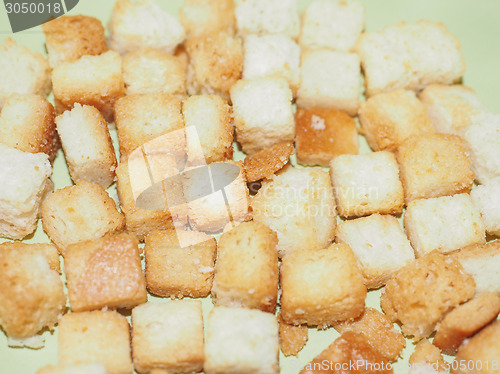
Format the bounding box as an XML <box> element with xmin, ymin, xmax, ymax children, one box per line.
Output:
<box><xmin>132</xmin><ymin>301</ymin><xmax>204</xmax><ymax>374</ymax></box>
<box><xmin>0</xmin><ymin>144</ymin><xmax>52</xmax><ymax>240</ymax></box>
<box><xmin>333</xmin><ymin>308</ymin><xmax>406</xmax><ymax>362</ymax></box>
<box><xmin>65</xmin><ymin>233</ymin><xmax>146</xmax><ymax>312</ymax></box>
<box><xmin>186</xmin><ymin>31</ymin><xmax>243</xmax><ymax>100</ymax></box>
<box><xmin>243</xmin><ymin>34</ymin><xmax>300</xmax><ymax>92</ymax></box>
<box><xmin>58</xmin><ymin>311</ymin><xmax>133</xmax><ymax>374</ymax></box>
<box><xmin>462</xmin><ymin>112</ymin><xmax>500</xmax><ymax>184</ymax></box>
<box><xmin>212</xmin><ymin>221</ymin><xmax>279</xmax><ymax>312</ymax></box>
<box><xmin>397</xmin><ymin>133</ymin><xmax>474</xmax><ymax>202</ymax></box>
<box><xmin>336</xmin><ymin>214</ymin><xmax>415</xmax><ymax>289</ymax></box>
<box><xmin>409</xmin><ymin>339</ymin><xmax>447</xmax><ymax>373</ymax></box>
<box><xmin>56</xmin><ymin>104</ymin><xmax>117</xmax><ymax>188</ymax></box>
<box><xmin>52</xmin><ymin>51</ymin><xmax>124</xmax><ymax>122</ymax></box>
<box><xmin>144</xmin><ymin>229</ymin><xmax>216</xmax><ymax>298</ymax></box>
<box><xmin>205</xmin><ymin>306</ymin><xmax>279</xmax><ymax>374</ymax></box>
<box><xmin>0</xmin><ymin>242</ymin><xmax>65</xmax><ymax>348</ymax></box>
<box><xmin>280</xmin><ymin>244</ymin><xmax>367</xmax><ymax>326</ymax></box>
<box><xmin>0</xmin><ymin>38</ymin><xmax>51</xmax><ymax>109</ymax></box>
<box><xmin>356</xmin><ymin>20</ymin><xmax>465</xmax><ymax>96</ymax></box>
<box><xmin>243</xmin><ymin>142</ymin><xmax>294</xmax><ymax>182</ymax></box>
<box><xmin>419</xmin><ymin>84</ymin><xmax>486</xmax><ymax>135</ymax></box>
<box><xmin>358</xmin><ymin>89</ymin><xmax>435</xmax><ymax>152</ymax></box>
<box><xmin>37</xmin><ymin>363</ymin><xmax>107</xmax><ymax>374</ymax></box>
<box><xmin>231</xmin><ymin>77</ymin><xmax>294</xmax><ymax>154</ymax></box>
<box><xmin>183</xmin><ymin>95</ymin><xmax>233</xmax><ymax>165</ymax></box>
<box><xmin>252</xmin><ymin>166</ymin><xmax>336</xmax><ymax>256</ymax></box>
<box><xmin>296</xmin><ymin>49</ymin><xmax>360</xmax><ymax>116</ymax></box>
<box><xmin>0</xmin><ymin>94</ymin><xmax>57</xmax><ymax>161</ymax></box>
<box><xmin>41</xmin><ymin>180</ymin><xmax>125</xmax><ymax>255</ymax></box>
<box><xmin>300</xmin><ymin>0</ymin><xmax>364</xmax><ymax>51</ymax></box>
<box><xmin>381</xmin><ymin>251</ymin><xmax>475</xmax><ymax>340</ymax></box>
<box><xmin>42</xmin><ymin>15</ymin><xmax>107</xmax><ymax>68</ymax></box>
<box><xmin>471</xmin><ymin>178</ymin><xmax>500</xmax><ymax>236</ymax></box>
<box><xmin>108</xmin><ymin>0</ymin><xmax>185</xmax><ymax>55</ymax></box>
<box><xmin>404</xmin><ymin>194</ymin><xmax>485</xmax><ymax>257</ymax></box>
<box><xmin>330</xmin><ymin>151</ymin><xmax>404</xmax><ymax>218</ymax></box>
<box><xmin>278</xmin><ymin>314</ymin><xmax>308</xmax><ymax>357</ymax></box>
<box><xmin>295</xmin><ymin>108</ymin><xmax>359</xmax><ymax>167</ymax></box>
<box><xmin>450</xmin><ymin>241</ymin><xmax>500</xmax><ymax>295</ymax></box>
<box><xmin>180</xmin><ymin>0</ymin><xmax>235</xmax><ymax>37</ymax></box>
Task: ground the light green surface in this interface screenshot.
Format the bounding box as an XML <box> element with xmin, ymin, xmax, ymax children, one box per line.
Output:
<box><xmin>0</xmin><ymin>1</ymin><xmax>499</xmax><ymax>373</ymax></box>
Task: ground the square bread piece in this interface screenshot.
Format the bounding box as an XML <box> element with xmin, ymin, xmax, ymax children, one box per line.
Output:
<box><xmin>404</xmin><ymin>194</ymin><xmax>485</xmax><ymax>257</ymax></box>
<box><xmin>56</xmin><ymin>104</ymin><xmax>117</xmax><ymax>188</ymax></box>
<box><xmin>58</xmin><ymin>311</ymin><xmax>133</xmax><ymax>374</ymax></box>
<box><xmin>235</xmin><ymin>0</ymin><xmax>300</xmax><ymax>38</ymax></box>
<box><xmin>295</xmin><ymin>108</ymin><xmax>359</xmax><ymax>167</ymax></box>
<box><xmin>231</xmin><ymin>77</ymin><xmax>294</xmax><ymax>155</ymax></box>
<box><xmin>144</xmin><ymin>229</ymin><xmax>216</xmax><ymax>298</ymax></box>
<box><xmin>132</xmin><ymin>301</ymin><xmax>204</xmax><ymax>374</ymax></box>
<box><xmin>123</xmin><ymin>48</ymin><xmax>186</xmax><ymax>96</ymax></box>
<box><xmin>0</xmin><ymin>242</ymin><xmax>65</xmax><ymax>348</ymax></box>
<box><xmin>0</xmin><ymin>38</ymin><xmax>51</xmax><ymax>110</ymax></box>
<box><xmin>381</xmin><ymin>251</ymin><xmax>475</xmax><ymax>340</ymax></box>
<box><xmin>65</xmin><ymin>233</ymin><xmax>147</xmax><ymax>312</ymax></box>
<box><xmin>356</xmin><ymin>20</ymin><xmax>465</xmax><ymax>96</ymax></box>
<box><xmin>183</xmin><ymin>95</ymin><xmax>233</xmax><ymax>165</ymax></box>
<box><xmin>330</xmin><ymin>151</ymin><xmax>404</xmax><ymax>218</ymax></box>
<box><xmin>37</xmin><ymin>363</ymin><xmax>107</xmax><ymax>374</ymax></box>
<box><xmin>300</xmin><ymin>0</ymin><xmax>364</xmax><ymax>51</ymax></box>
<box><xmin>280</xmin><ymin>244</ymin><xmax>367</xmax><ymax>326</ymax></box>
<box><xmin>205</xmin><ymin>306</ymin><xmax>279</xmax><ymax>374</ymax></box>
<box><xmin>108</xmin><ymin>0</ymin><xmax>185</xmax><ymax>56</ymax></box>
<box><xmin>242</xmin><ymin>34</ymin><xmax>300</xmax><ymax>93</ymax></box>
<box><xmin>212</xmin><ymin>221</ymin><xmax>279</xmax><ymax>312</ymax></box>
<box><xmin>297</xmin><ymin>49</ymin><xmax>360</xmax><ymax>116</ymax></box>
<box><xmin>471</xmin><ymin>178</ymin><xmax>500</xmax><ymax>236</ymax></box>
<box><xmin>0</xmin><ymin>144</ymin><xmax>52</xmax><ymax>240</ymax></box>
<box><xmin>252</xmin><ymin>166</ymin><xmax>336</xmax><ymax>257</ymax></box>
<box><xmin>397</xmin><ymin>133</ymin><xmax>474</xmax><ymax>203</ymax></box>
<box><xmin>52</xmin><ymin>50</ymin><xmax>124</xmax><ymax>122</ymax></box>
<box><xmin>42</xmin><ymin>15</ymin><xmax>107</xmax><ymax>68</ymax></box>
<box><xmin>41</xmin><ymin>180</ymin><xmax>125</xmax><ymax>255</ymax></box>
<box><xmin>358</xmin><ymin>89</ymin><xmax>435</xmax><ymax>152</ymax></box>
<box><xmin>0</xmin><ymin>94</ymin><xmax>57</xmax><ymax>161</ymax></box>
<box><xmin>180</xmin><ymin>0</ymin><xmax>235</xmax><ymax>37</ymax></box>
<box><xmin>462</xmin><ymin>112</ymin><xmax>500</xmax><ymax>184</ymax></box>
<box><xmin>336</xmin><ymin>214</ymin><xmax>415</xmax><ymax>289</ymax></box>
<box><xmin>419</xmin><ymin>84</ymin><xmax>486</xmax><ymax>135</ymax></box>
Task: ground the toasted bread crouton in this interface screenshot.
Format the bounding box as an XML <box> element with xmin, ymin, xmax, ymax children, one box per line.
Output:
<box><xmin>0</xmin><ymin>38</ymin><xmax>51</xmax><ymax>110</ymax></box>
<box><xmin>278</xmin><ymin>314</ymin><xmax>308</xmax><ymax>357</ymax></box>
<box><xmin>397</xmin><ymin>133</ymin><xmax>474</xmax><ymax>203</ymax></box>
<box><xmin>336</xmin><ymin>214</ymin><xmax>415</xmax><ymax>289</ymax></box>
<box><xmin>409</xmin><ymin>339</ymin><xmax>447</xmax><ymax>373</ymax></box>
<box><xmin>419</xmin><ymin>84</ymin><xmax>486</xmax><ymax>135</ymax></box>
<box><xmin>404</xmin><ymin>194</ymin><xmax>485</xmax><ymax>257</ymax></box>
<box><xmin>205</xmin><ymin>307</ymin><xmax>279</xmax><ymax>374</ymax></box>
<box><xmin>381</xmin><ymin>251</ymin><xmax>475</xmax><ymax>340</ymax></box>
<box><xmin>56</xmin><ymin>104</ymin><xmax>117</xmax><ymax>188</ymax></box>
<box><xmin>42</xmin><ymin>15</ymin><xmax>107</xmax><ymax>68</ymax></box>
<box><xmin>356</xmin><ymin>20</ymin><xmax>465</xmax><ymax>96</ymax></box>
<box><xmin>0</xmin><ymin>94</ymin><xmax>57</xmax><ymax>161</ymax></box>
<box><xmin>108</xmin><ymin>0</ymin><xmax>185</xmax><ymax>55</ymax></box>
<box><xmin>180</xmin><ymin>0</ymin><xmax>235</xmax><ymax>37</ymax></box>
<box><xmin>41</xmin><ymin>180</ymin><xmax>125</xmax><ymax>255</ymax></box>
<box><xmin>132</xmin><ymin>301</ymin><xmax>204</xmax><ymax>374</ymax></box>
<box><xmin>37</xmin><ymin>363</ymin><xmax>107</xmax><ymax>374</ymax></box>
<box><xmin>295</xmin><ymin>108</ymin><xmax>359</xmax><ymax>167</ymax></box>
<box><xmin>358</xmin><ymin>89</ymin><xmax>435</xmax><ymax>152</ymax></box>
<box><xmin>58</xmin><ymin>311</ymin><xmax>133</xmax><ymax>374</ymax></box>
<box><xmin>280</xmin><ymin>244</ymin><xmax>367</xmax><ymax>326</ymax></box>
<box><xmin>252</xmin><ymin>166</ymin><xmax>336</xmax><ymax>256</ymax></box>
<box><xmin>0</xmin><ymin>144</ymin><xmax>52</xmax><ymax>240</ymax></box>
<box><xmin>144</xmin><ymin>229</ymin><xmax>216</xmax><ymax>298</ymax></box>
<box><xmin>297</xmin><ymin>49</ymin><xmax>360</xmax><ymax>116</ymax></box>
<box><xmin>243</xmin><ymin>142</ymin><xmax>294</xmax><ymax>182</ymax></box>
<box><xmin>52</xmin><ymin>51</ymin><xmax>124</xmax><ymax>122</ymax></box>
<box><xmin>471</xmin><ymin>178</ymin><xmax>500</xmax><ymax>236</ymax></box>
<box><xmin>300</xmin><ymin>0</ymin><xmax>364</xmax><ymax>51</ymax></box>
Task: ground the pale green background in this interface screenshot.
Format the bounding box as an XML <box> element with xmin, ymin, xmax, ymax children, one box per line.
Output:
<box><xmin>0</xmin><ymin>1</ymin><xmax>499</xmax><ymax>373</ymax></box>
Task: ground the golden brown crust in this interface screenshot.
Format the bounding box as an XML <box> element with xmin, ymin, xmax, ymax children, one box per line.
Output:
<box><xmin>409</xmin><ymin>339</ymin><xmax>447</xmax><ymax>371</ymax></box>
<box><xmin>279</xmin><ymin>314</ymin><xmax>308</xmax><ymax>357</ymax></box>
<box><xmin>243</xmin><ymin>142</ymin><xmax>294</xmax><ymax>182</ymax></box>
